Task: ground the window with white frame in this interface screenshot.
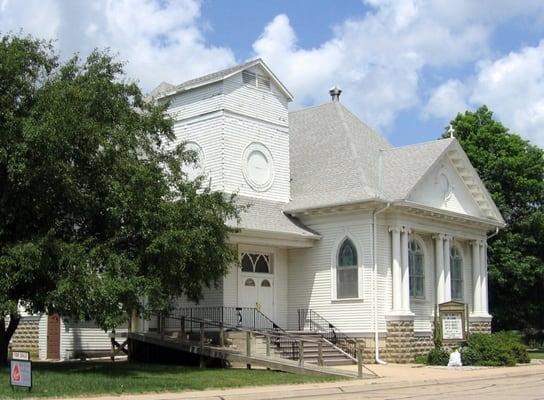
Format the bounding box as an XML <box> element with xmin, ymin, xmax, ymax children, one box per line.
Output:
<box><xmin>408</xmin><ymin>239</ymin><xmax>425</xmax><ymax>298</ymax></box>
<box><xmin>450</xmin><ymin>246</ymin><xmax>464</xmax><ymax>301</ymax></box>
<box><xmin>336</xmin><ymin>238</ymin><xmax>358</xmax><ymax>299</ymax></box>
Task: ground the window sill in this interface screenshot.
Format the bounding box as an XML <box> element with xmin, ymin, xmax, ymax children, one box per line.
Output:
<box><xmin>410</xmin><ymin>297</ymin><xmax>428</xmax><ymax>303</ymax></box>
<box><xmin>331</xmin><ymin>298</ymin><xmax>365</xmax><ymax>304</ymax></box>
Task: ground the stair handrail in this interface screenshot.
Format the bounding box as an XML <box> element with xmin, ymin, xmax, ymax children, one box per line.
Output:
<box><xmin>297</xmin><ymin>309</ymin><xmax>359</xmax><ymax>358</ymax></box>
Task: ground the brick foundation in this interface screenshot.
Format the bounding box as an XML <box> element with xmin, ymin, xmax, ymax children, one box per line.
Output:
<box><xmin>469</xmin><ymin>319</ymin><xmax>492</xmax><ymax>335</ymax></box>
<box><xmin>10</xmin><ymin>317</ymin><xmax>39</xmax><ymax>353</ymax></box>
<box><xmin>385</xmin><ymin>318</ymin><xmax>415</xmax><ymax>363</ymax></box>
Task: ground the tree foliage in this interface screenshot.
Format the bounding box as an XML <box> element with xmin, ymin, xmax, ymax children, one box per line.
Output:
<box><xmin>0</xmin><ymin>34</ymin><xmax>240</xmax><ymax>362</ymax></box>
<box><xmin>444</xmin><ymin>106</ymin><xmax>544</xmax><ymax>331</ymax></box>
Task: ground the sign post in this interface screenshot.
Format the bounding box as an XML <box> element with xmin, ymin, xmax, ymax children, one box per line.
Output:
<box><xmin>10</xmin><ymin>351</ymin><xmax>32</xmax><ymax>393</ymax></box>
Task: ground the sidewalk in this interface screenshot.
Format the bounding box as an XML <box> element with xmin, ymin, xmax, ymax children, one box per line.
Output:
<box><xmin>63</xmin><ymin>362</ymin><xmax>544</xmax><ymax>400</ymax></box>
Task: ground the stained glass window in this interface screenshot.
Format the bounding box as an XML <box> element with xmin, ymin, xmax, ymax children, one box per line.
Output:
<box><xmin>450</xmin><ymin>246</ymin><xmax>464</xmax><ymax>301</ymax></box>
<box><xmin>409</xmin><ymin>240</ymin><xmax>425</xmax><ymax>298</ymax></box>
<box><xmin>337</xmin><ymin>239</ymin><xmax>358</xmax><ymax>299</ymax></box>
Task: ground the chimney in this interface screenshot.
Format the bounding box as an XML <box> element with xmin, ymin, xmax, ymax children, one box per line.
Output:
<box><xmin>329</xmin><ymin>85</ymin><xmax>342</xmax><ymax>102</ymax></box>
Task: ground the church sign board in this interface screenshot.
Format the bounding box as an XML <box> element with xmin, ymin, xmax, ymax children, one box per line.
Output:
<box><xmin>438</xmin><ymin>301</ymin><xmax>468</xmax><ymax>342</ymax></box>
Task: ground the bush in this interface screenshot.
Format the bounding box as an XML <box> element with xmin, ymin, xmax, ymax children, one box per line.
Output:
<box><xmin>414</xmin><ymin>353</ymin><xmax>427</xmax><ymax>364</ymax></box>
<box><xmin>426</xmin><ymin>347</ymin><xmax>449</xmax><ymax>366</ymax></box>
<box><xmin>463</xmin><ymin>332</ymin><xmax>529</xmax><ymax>366</ymax></box>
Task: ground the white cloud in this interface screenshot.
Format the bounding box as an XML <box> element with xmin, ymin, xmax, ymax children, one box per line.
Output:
<box><xmin>471</xmin><ymin>41</ymin><xmax>544</xmax><ymax>147</ymax></box>
<box><xmin>423</xmin><ymin>80</ymin><xmax>470</xmax><ymax>120</ymax></box>
<box><xmin>0</xmin><ymin>0</ymin><xmax>235</xmax><ymax>91</ymax></box>
<box><xmin>251</xmin><ymin>1</ymin><xmax>542</xmax><ymax>131</ymax></box>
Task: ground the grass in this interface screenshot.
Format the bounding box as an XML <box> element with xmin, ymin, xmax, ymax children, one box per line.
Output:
<box><xmin>528</xmin><ymin>351</ymin><xmax>544</xmax><ymax>360</ymax></box>
<box><xmin>0</xmin><ymin>361</ymin><xmax>343</xmax><ymax>398</ymax></box>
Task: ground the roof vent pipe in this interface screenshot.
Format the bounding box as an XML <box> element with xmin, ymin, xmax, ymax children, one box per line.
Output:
<box><xmin>329</xmin><ymin>85</ymin><xmax>342</xmax><ymax>102</ymax></box>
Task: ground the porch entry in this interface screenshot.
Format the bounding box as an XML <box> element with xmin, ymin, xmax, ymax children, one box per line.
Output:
<box><xmin>239</xmin><ymin>252</ymin><xmax>274</xmax><ymax>319</ymax></box>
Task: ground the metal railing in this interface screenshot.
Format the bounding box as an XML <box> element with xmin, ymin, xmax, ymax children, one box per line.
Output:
<box><xmin>152</xmin><ymin>311</ymin><xmax>320</xmax><ymax>366</ymax></box>
<box><xmin>297</xmin><ymin>309</ymin><xmax>358</xmax><ymax>359</ymax></box>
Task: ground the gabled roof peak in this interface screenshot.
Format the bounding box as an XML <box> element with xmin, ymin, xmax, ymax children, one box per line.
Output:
<box><xmin>148</xmin><ymin>58</ymin><xmax>293</xmax><ymax>101</ymax></box>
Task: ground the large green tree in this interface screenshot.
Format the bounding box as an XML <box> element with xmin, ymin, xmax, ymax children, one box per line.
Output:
<box><xmin>444</xmin><ymin>106</ymin><xmax>544</xmax><ymax>332</ymax></box>
<box><xmin>0</xmin><ymin>34</ymin><xmax>240</xmax><ymax>363</ymax></box>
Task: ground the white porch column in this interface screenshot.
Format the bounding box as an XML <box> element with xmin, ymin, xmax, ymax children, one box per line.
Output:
<box><xmin>433</xmin><ymin>234</ymin><xmax>445</xmax><ymax>304</ymax></box>
<box><xmin>471</xmin><ymin>240</ymin><xmax>482</xmax><ymax>315</ymax></box>
<box><xmin>400</xmin><ymin>227</ymin><xmax>412</xmax><ymax>313</ymax></box>
<box><xmin>480</xmin><ymin>241</ymin><xmax>490</xmax><ymax>315</ymax></box>
<box><xmin>389</xmin><ymin>226</ymin><xmax>402</xmax><ymax>313</ymax></box>
<box><xmin>443</xmin><ymin>235</ymin><xmax>452</xmax><ymax>302</ymax></box>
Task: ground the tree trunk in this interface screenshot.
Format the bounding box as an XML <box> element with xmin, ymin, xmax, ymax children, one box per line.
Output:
<box><xmin>0</xmin><ymin>314</ymin><xmax>20</xmax><ymax>365</ymax></box>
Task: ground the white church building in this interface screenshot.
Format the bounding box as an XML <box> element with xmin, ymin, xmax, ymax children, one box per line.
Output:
<box><xmin>146</xmin><ymin>59</ymin><xmax>504</xmax><ymax>362</ymax></box>
<box><xmin>24</xmin><ymin>59</ymin><xmax>504</xmax><ymax>362</ymax></box>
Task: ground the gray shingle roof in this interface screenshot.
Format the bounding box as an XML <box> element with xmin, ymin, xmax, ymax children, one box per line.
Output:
<box><xmin>381</xmin><ymin>138</ymin><xmax>455</xmax><ymax>200</ymax></box>
<box><xmin>227</xmin><ymin>196</ymin><xmax>319</xmax><ymax>239</ymax></box>
<box><xmin>287</xmin><ymin>102</ymin><xmax>392</xmax><ymax>212</ymax></box>
<box><xmin>286</xmin><ymin>102</ymin><xmax>457</xmax><ymax>212</ymax></box>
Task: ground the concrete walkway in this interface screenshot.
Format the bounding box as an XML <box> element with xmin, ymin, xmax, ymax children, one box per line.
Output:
<box><xmin>61</xmin><ymin>363</ymin><xmax>544</xmax><ymax>400</ymax></box>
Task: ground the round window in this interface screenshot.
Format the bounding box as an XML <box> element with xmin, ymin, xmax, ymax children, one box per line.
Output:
<box><xmin>438</xmin><ymin>173</ymin><xmax>451</xmax><ymax>199</ymax></box>
<box><xmin>183</xmin><ymin>142</ymin><xmax>205</xmax><ymax>181</ymax></box>
<box><xmin>242</xmin><ymin>143</ymin><xmax>274</xmax><ymax>191</ymax></box>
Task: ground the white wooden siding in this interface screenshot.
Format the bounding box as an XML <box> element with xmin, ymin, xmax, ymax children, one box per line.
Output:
<box><xmin>166</xmin><ymin>82</ymin><xmax>223</xmax><ymax>122</ymax></box>
<box><xmin>287</xmin><ymin>212</ymin><xmax>378</xmax><ymax>333</ymax></box>
<box><xmin>222</xmin><ymin>66</ymin><xmax>288</xmax><ymax>127</ymax></box>
<box><xmin>59</xmin><ymin>320</ymin><xmax>128</xmax><ymax>359</ymax></box>
<box><xmin>274</xmin><ymin>248</ymin><xmax>288</xmax><ymax>328</ymax></box>
<box><xmin>38</xmin><ymin>314</ymin><xmax>47</xmax><ymax>360</ymax></box>
<box><xmin>170</xmin><ymin>114</ymin><xmax>224</xmax><ymax>192</ymax></box>
<box><xmin>222</xmin><ymin>114</ymin><xmax>290</xmax><ymax>202</ymax></box>
<box><xmin>173</xmin><ymin>281</ymin><xmax>224</xmax><ymax>309</ymax></box>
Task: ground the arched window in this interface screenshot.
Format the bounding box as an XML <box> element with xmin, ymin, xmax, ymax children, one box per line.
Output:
<box><xmin>240</xmin><ymin>253</ymin><xmax>272</xmax><ymax>273</ymax></box>
<box><xmin>450</xmin><ymin>246</ymin><xmax>464</xmax><ymax>301</ymax></box>
<box><xmin>408</xmin><ymin>240</ymin><xmax>425</xmax><ymax>298</ymax></box>
<box><xmin>244</xmin><ymin>278</ymin><xmax>255</xmax><ymax>287</ymax></box>
<box><xmin>336</xmin><ymin>238</ymin><xmax>358</xmax><ymax>299</ymax></box>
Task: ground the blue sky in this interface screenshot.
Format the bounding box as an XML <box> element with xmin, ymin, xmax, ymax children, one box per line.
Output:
<box><xmin>1</xmin><ymin>0</ymin><xmax>543</xmax><ymax>147</ymax></box>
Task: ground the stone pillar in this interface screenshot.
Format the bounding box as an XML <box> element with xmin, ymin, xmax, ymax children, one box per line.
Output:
<box><xmin>385</xmin><ymin>317</ymin><xmax>415</xmax><ymax>363</ymax></box>
<box><xmin>389</xmin><ymin>226</ymin><xmax>402</xmax><ymax>314</ymax></box>
<box><xmin>443</xmin><ymin>235</ymin><xmax>452</xmax><ymax>302</ymax></box>
<box><xmin>433</xmin><ymin>234</ymin><xmax>445</xmax><ymax>304</ymax></box>
<box><xmin>400</xmin><ymin>227</ymin><xmax>411</xmax><ymax>313</ymax></box>
<box><xmin>471</xmin><ymin>240</ymin><xmax>482</xmax><ymax>315</ymax></box>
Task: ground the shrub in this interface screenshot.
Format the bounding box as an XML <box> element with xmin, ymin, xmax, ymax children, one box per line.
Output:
<box><xmin>426</xmin><ymin>347</ymin><xmax>449</xmax><ymax>366</ymax></box>
<box><xmin>464</xmin><ymin>332</ymin><xmax>529</xmax><ymax>366</ymax></box>
<box><xmin>414</xmin><ymin>353</ymin><xmax>427</xmax><ymax>364</ymax></box>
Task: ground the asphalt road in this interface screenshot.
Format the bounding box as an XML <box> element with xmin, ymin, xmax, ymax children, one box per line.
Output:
<box><xmin>286</xmin><ymin>373</ymin><xmax>544</xmax><ymax>400</ymax></box>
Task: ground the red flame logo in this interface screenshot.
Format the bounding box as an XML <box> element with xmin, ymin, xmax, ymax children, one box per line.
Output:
<box><xmin>12</xmin><ymin>364</ymin><xmax>21</xmax><ymax>382</ymax></box>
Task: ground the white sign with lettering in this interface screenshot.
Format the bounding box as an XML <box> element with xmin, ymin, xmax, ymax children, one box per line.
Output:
<box><xmin>442</xmin><ymin>312</ymin><xmax>463</xmax><ymax>340</ymax></box>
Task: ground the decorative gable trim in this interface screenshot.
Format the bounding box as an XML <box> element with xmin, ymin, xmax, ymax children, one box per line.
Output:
<box><xmin>406</xmin><ymin>140</ymin><xmax>504</xmax><ymax>224</ymax></box>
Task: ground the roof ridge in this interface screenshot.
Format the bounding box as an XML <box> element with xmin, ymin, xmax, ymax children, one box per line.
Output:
<box><xmin>289</xmin><ymin>102</ymin><xmax>335</xmax><ymax>114</ymax></box>
<box><xmin>383</xmin><ymin>137</ymin><xmax>454</xmax><ymax>152</ymax></box>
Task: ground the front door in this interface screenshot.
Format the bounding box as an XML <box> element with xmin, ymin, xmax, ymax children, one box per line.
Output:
<box><xmin>47</xmin><ymin>314</ymin><xmax>61</xmax><ymax>360</ymax></box>
<box><xmin>239</xmin><ymin>252</ymin><xmax>274</xmax><ymax>320</ymax></box>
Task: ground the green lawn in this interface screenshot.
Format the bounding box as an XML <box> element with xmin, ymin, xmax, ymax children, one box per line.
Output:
<box><xmin>528</xmin><ymin>351</ymin><xmax>544</xmax><ymax>359</ymax></box>
<box><xmin>1</xmin><ymin>361</ymin><xmax>343</xmax><ymax>398</ymax></box>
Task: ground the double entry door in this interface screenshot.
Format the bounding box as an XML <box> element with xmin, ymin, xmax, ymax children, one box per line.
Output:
<box><xmin>238</xmin><ymin>252</ymin><xmax>274</xmax><ymax>320</ymax></box>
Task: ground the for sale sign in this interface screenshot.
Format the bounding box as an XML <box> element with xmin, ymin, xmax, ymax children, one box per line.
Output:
<box><xmin>10</xmin><ymin>359</ymin><xmax>32</xmax><ymax>390</ymax></box>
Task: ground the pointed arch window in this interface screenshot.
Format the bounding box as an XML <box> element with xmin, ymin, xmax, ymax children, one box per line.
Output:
<box><xmin>240</xmin><ymin>252</ymin><xmax>272</xmax><ymax>274</ymax></box>
<box><xmin>408</xmin><ymin>240</ymin><xmax>425</xmax><ymax>298</ymax></box>
<box><xmin>450</xmin><ymin>246</ymin><xmax>464</xmax><ymax>301</ymax></box>
<box><xmin>336</xmin><ymin>238</ymin><xmax>359</xmax><ymax>299</ymax></box>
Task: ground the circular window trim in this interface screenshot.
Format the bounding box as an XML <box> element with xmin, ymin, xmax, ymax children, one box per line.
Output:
<box><xmin>184</xmin><ymin>141</ymin><xmax>206</xmax><ymax>177</ymax></box>
<box><xmin>241</xmin><ymin>142</ymin><xmax>275</xmax><ymax>192</ymax></box>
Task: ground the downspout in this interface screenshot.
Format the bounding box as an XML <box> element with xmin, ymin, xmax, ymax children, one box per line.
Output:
<box><xmin>487</xmin><ymin>227</ymin><xmax>499</xmax><ymax>240</ymax></box>
<box><xmin>373</xmin><ymin>202</ymin><xmax>390</xmax><ymax>364</ymax></box>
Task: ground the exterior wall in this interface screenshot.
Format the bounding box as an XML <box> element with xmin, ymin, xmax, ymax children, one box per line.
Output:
<box><xmin>409</xmin><ymin>158</ymin><xmax>483</xmax><ymax>218</ymax></box>
<box><xmin>166</xmin><ymin>81</ymin><xmax>223</xmax><ymax>122</ymax></box>
<box><xmin>9</xmin><ymin>315</ymin><xmax>40</xmax><ymax>354</ymax></box>
<box><xmin>385</xmin><ymin>318</ymin><xmax>415</xmax><ymax>363</ymax></box>
<box><xmin>469</xmin><ymin>318</ymin><xmax>492</xmax><ymax>334</ymax></box>
<box><xmin>170</xmin><ymin>113</ymin><xmax>224</xmax><ymax>192</ymax></box>
<box><xmin>38</xmin><ymin>314</ymin><xmax>47</xmax><ymax>360</ymax></box>
<box><xmin>222</xmin><ymin>113</ymin><xmax>290</xmax><ymax>201</ymax></box>
<box><xmin>287</xmin><ymin>211</ymin><xmax>381</xmax><ymax>333</ymax></box>
<box><xmin>59</xmin><ymin>320</ymin><xmax>128</xmax><ymax>359</ymax></box>
<box><xmin>173</xmin><ymin>281</ymin><xmax>224</xmax><ymax>309</ymax></box>
<box><xmin>222</xmin><ymin>66</ymin><xmax>289</xmax><ymax>127</ymax></box>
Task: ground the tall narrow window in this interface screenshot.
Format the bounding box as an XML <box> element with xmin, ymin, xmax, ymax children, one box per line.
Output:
<box><xmin>337</xmin><ymin>239</ymin><xmax>358</xmax><ymax>299</ymax></box>
<box><xmin>408</xmin><ymin>240</ymin><xmax>425</xmax><ymax>298</ymax></box>
<box><xmin>450</xmin><ymin>246</ymin><xmax>464</xmax><ymax>301</ymax></box>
